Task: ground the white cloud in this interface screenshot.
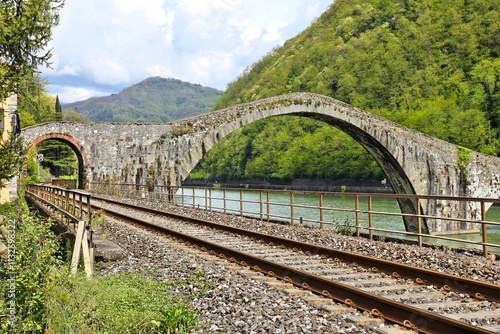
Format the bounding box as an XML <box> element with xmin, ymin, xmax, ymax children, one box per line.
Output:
<box><xmin>146</xmin><ymin>64</ymin><xmax>173</xmax><ymax>79</ymax></box>
<box><xmin>263</xmin><ymin>21</ymin><xmax>289</xmax><ymax>42</ymax></box>
<box><xmin>176</xmin><ymin>0</ymin><xmax>241</xmax><ymax>16</ymax></box>
<box><xmin>57</xmin><ymin>65</ymin><xmax>80</xmax><ymax>76</ymax></box>
<box><xmin>43</xmin><ymin>0</ymin><xmax>333</xmax><ymax>102</ymax></box>
<box><xmin>90</xmin><ymin>58</ymin><xmax>130</xmax><ymax>86</ymax></box>
<box><xmin>55</xmin><ymin>86</ymin><xmax>110</xmax><ymax>104</ymax></box>
<box><xmin>181</xmin><ymin>50</ymin><xmax>235</xmax><ymax>85</ymax></box>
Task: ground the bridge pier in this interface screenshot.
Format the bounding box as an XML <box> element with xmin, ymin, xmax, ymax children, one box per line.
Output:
<box><xmin>396</xmin><ymin>198</ymin><xmax>429</xmax><ymax>234</ymax></box>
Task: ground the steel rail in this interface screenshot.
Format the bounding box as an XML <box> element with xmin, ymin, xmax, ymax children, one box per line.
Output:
<box><xmin>92</xmin><ymin>195</ymin><xmax>500</xmax><ymax>304</ymax></box>
<box><xmin>94</xmin><ymin>201</ymin><xmax>494</xmax><ymax>334</ymax></box>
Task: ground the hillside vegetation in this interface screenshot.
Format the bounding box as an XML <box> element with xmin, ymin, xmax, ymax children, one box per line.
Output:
<box><xmin>192</xmin><ymin>0</ymin><xmax>500</xmax><ymax>183</ymax></box>
<box><xmin>63</xmin><ymin>77</ymin><xmax>223</xmax><ymax>123</ymax></box>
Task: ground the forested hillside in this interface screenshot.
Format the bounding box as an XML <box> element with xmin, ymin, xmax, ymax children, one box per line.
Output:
<box><xmin>192</xmin><ymin>0</ymin><xmax>500</xmax><ymax>183</ymax></box>
<box><xmin>63</xmin><ymin>77</ymin><xmax>223</xmax><ymax>122</ymax></box>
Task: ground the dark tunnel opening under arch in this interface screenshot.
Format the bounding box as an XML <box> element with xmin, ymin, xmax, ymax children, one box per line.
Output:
<box><xmin>29</xmin><ymin>136</ymin><xmax>86</xmax><ymax>190</ymax></box>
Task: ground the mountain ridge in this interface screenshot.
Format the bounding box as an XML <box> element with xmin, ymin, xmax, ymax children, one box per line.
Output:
<box><xmin>63</xmin><ymin>77</ymin><xmax>223</xmax><ymax>123</ymax></box>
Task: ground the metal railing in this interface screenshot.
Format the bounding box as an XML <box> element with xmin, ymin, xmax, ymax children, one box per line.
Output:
<box><xmin>28</xmin><ymin>184</ymin><xmax>91</xmax><ymax>226</ymax></box>
<box><xmin>27</xmin><ymin>185</ymin><xmax>95</xmax><ymax>276</ymax></box>
<box><xmin>87</xmin><ymin>182</ymin><xmax>500</xmax><ymax>257</ymax></box>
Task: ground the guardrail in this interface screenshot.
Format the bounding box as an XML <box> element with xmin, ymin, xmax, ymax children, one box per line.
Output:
<box><xmin>26</xmin><ymin>184</ymin><xmax>94</xmax><ymax>275</ymax></box>
<box><xmin>28</xmin><ymin>184</ymin><xmax>91</xmax><ymax>226</ymax></box>
<box><xmin>87</xmin><ymin>182</ymin><xmax>500</xmax><ymax>258</ymax></box>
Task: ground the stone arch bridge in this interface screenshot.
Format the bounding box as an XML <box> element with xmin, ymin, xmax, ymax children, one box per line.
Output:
<box><xmin>22</xmin><ymin>93</ymin><xmax>500</xmax><ymax>234</ymax></box>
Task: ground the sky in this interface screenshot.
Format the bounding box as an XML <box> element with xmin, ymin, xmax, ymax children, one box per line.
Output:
<box><xmin>41</xmin><ymin>0</ymin><xmax>333</xmax><ymax>104</ymax></box>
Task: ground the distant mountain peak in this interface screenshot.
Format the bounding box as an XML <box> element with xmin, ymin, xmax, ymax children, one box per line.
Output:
<box><xmin>63</xmin><ymin>77</ymin><xmax>223</xmax><ymax>123</ymax></box>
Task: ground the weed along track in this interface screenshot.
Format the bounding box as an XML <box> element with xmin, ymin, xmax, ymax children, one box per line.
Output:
<box><xmin>89</xmin><ymin>195</ymin><xmax>500</xmax><ymax>334</ymax></box>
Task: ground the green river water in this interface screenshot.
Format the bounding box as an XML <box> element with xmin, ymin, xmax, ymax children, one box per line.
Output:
<box><xmin>174</xmin><ymin>188</ymin><xmax>500</xmax><ymax>253</ymax></box>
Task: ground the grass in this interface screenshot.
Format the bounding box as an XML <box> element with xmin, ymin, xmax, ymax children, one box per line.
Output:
<box><xmin>46</xmin><ymin>270</ymin><xmax>199</xmax><ymax>333</ymax></box>
<box><xmin>1</xmin><ymin>196</ymin><xmax>207</xmax><ymax>334</ymax></box>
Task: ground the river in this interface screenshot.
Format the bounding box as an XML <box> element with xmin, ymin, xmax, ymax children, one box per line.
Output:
<box><xmin>174</xmin><ymin>188</ymin><xmax>500</xmax><ymax>253</ymax></box>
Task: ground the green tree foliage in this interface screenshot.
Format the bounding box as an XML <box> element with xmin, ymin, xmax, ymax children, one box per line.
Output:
<box><xmin>16</xmin><ymin>73</ymin><xmax>78</xmax><ymax>179</ymax></box>
<box><xmin>0</xmin><ymin>133</ymin><xmax>25</xmax><ymax>187</ymax></box>
<box><xmin>62</xmin><ymin>108</ymin><xmax>90</xmax><ymax>122</ymax></box>
<box><xmin>54</xmin><ymin>95</ymin><xmax>62</xmax><ymax>121</ymax></box>
<box><xmin>0</xmin><ymin>0</ymin><xmax>64</xmax><ymax>100</ymax></box>
<box><xmin>0</xmin><ymin>0</ymin><xmax>64</xmax><ymax>186</ymax></box>
<box><xmin>17</xmin><ymin>73</ymin><xmax>56</xmax><ymax>125</ymax></box>
<box><xmin>63</xmin><ymin>77</ymin><xmax>223</xmax><ymax>123</ymax></box>
<box><xmin>201</xmin><ymin>0</ymin><xmax>500</xmax><ymax>182</ymax></box>
<box><xmin>193</xmin><ymin>117</ymin><xmax>383</xmax><ymax>182</ymax></box>
<box><xmin>36</xmin><ymin>139</ymin><xmax>77</xmax><ymax>177</ymax></box>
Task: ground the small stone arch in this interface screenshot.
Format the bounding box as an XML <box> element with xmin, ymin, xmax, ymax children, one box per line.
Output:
<box><xmin>28</xmin><ymin>133</ymin><xmax>88</xmax><ymax>189</ymax></box>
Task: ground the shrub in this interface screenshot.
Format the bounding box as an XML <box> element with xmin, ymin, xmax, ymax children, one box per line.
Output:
<box><xmin>1</xmin><ymin>200</ymin><xmax>201</xmax><ymax>334</ymax></box>
<box><xmin>0</xmin><ymin>202</ymin><xmax>61</xmax><ymax>333</ymax></box>
<box><xmin>333</xmin><ymin>213</ymin><xmax>354</xmax><ymax>236</ymax></box>
<box><xmin>46</xmin><ymin>271</ymin><xmax>198</xmax><ymax>333</ymax></box>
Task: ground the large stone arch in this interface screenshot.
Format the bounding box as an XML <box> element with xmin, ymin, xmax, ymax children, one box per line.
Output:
<box><xmin>28</xmin><ymin>133</ymin><xmax>88</xmax><ymax>189</ymax></box>
<box><xmin>176</xmin><ymin>98</ymin><xmax>432</xmax><ymax>232</ymax></box>
<box><xmin>173</xmin><ymin>93</ymin><xmax>500</xmax><ymax>233</ymax></box>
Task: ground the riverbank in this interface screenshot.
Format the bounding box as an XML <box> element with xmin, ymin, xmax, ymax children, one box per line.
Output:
<box><xmin>184</xmin><ymin>178</ymin><xmax>393</xmax><ymax>193</ymax></box>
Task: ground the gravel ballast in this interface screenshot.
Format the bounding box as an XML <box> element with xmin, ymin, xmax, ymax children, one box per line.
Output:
<box><xmin>94</xmin><ymin>197</ymin><xmax>499</xmax><ymax>333</ymax></box>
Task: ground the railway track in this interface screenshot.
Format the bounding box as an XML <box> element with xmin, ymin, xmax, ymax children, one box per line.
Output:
<box><xmin>88</xmin><ymin>195</ymin><xmax>499</xmax><ymax>334</ymax></box>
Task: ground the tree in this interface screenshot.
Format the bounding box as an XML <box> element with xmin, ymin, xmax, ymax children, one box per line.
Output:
<box><xmin>0</xmin><ymin>0</ymin><xmax>64</xmax><ymax>99</ymax></box>
<box><xmin>63</xmin><ymin>109</ymin><xmax>90</xmax><ymax>122</ymax></box>
<box><xmin>54</xmin><ymin>95</ymin><xmax>62</xmax><ymax>121</ymax></box>
<box><xmin>37</xmin><ymin>139</ymin><xmax>77</xmax><ymax>177</ymax></box>
<box><xmin>0</xmin><ymin>0</ymin><xmax>64</xmax><ymax>187</ymax></box>
<box><xmin>0</xmin><ymin>133</ymin><xmax>24</xmax><ymax>187</ymax></box>
<box><xmin>17</xmin><ymin>73</ymin><xmax>56</xmax><ymax>124</ymax></box>
<box><xmin>203</xmin><ymin>0</ymin><xmax>500</xmax><ymax>184</ymax></box>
